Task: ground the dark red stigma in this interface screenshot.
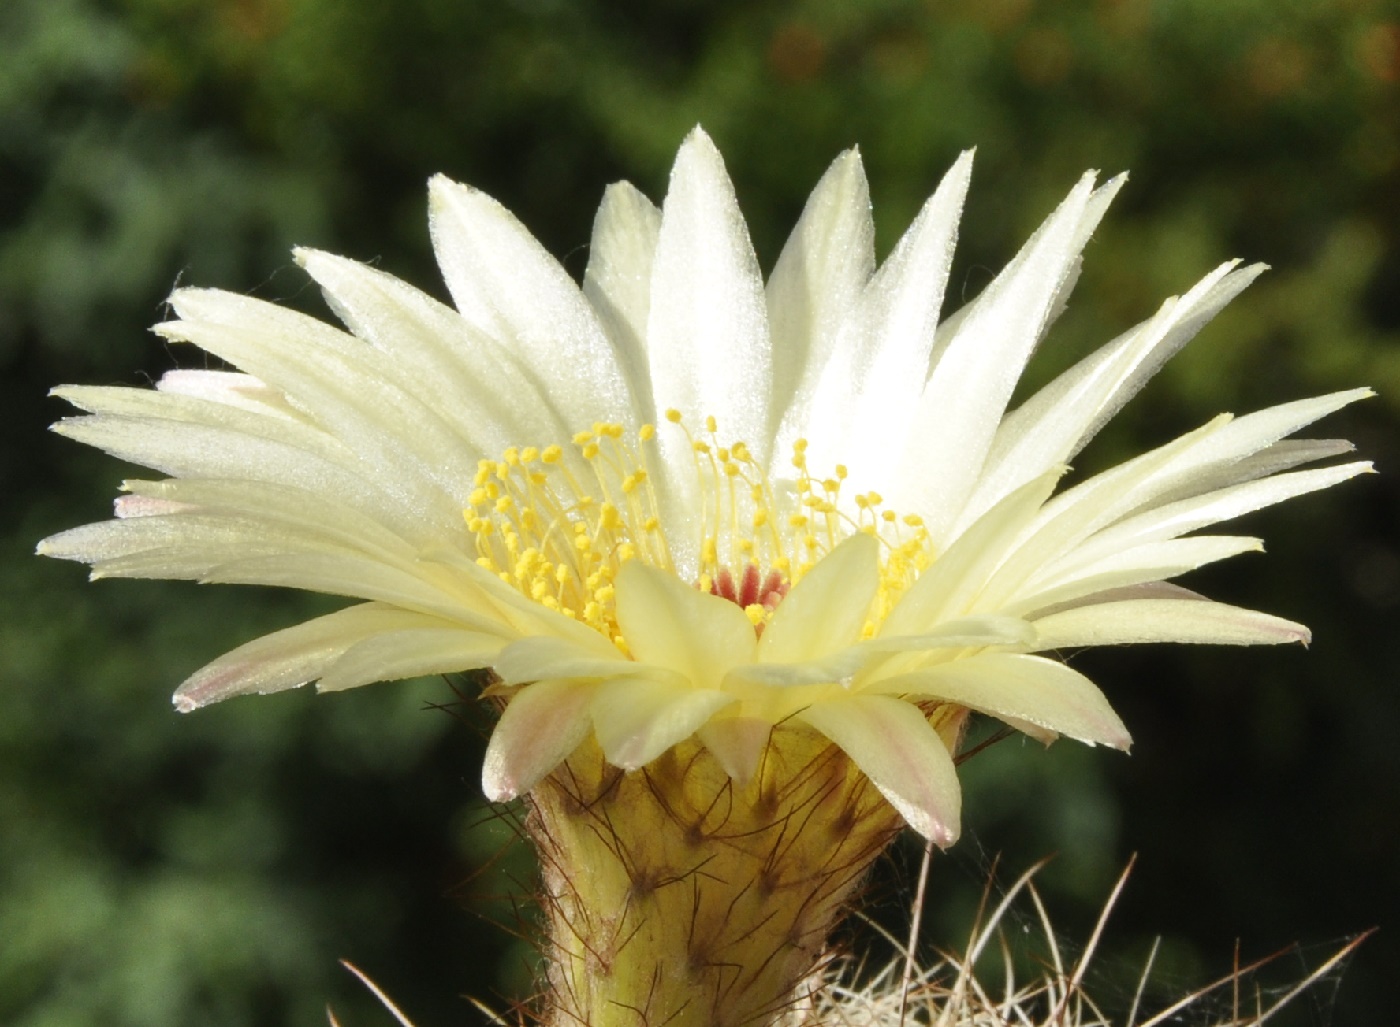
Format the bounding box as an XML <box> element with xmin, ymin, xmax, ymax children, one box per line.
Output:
<box><xmin>710</xmin><ymin>564</ymin><xmax>789</xmax><ymax>613</ymax></box>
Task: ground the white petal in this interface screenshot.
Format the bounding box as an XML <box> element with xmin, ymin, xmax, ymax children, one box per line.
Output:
<box><xmin>647</xmin><ymin>128</ymin><xmax>772</xmax><ymax>459</ymax></box>
<box><xmin>767</xmin><ymin>149</ymin><xmax>876</xmax><ymax>455</ymax></box>
<box><xmin>1031</xmin><ymin>598</ymin><xmax>1309</xmax><ymax>649</ymax></box>
<box><xmin>797</xmin><ymin>695</ymin><xmax>962</xmax><ymax>846</ymax></box>
<box><xmin>897</xmin><ymin>173</ymin><xmax>1123</xmax><ymax>542</ymax></box>
<box><xmin>759</xmin><ymin>532</ymin><xmax>879</xmax><ymax>664</ymax></box>
<box><xmin>296</xmin><ymin>247</ymin><xmax>567</xmax><ymax>451</ymax></box>
<box><xmin>614</xmin><ymin>559</ymin><xmax>757</xmax><ymax>689</ymax></box>
<box><xmin>482</xmin><ymin>679</ymin><xmax>597</xmax><ymax>800</ymax></box>
<box><xmin>874</xmin><ymin>653</ymin><xmax>1131</xmax><ymax>750</ymax></box>
<box><xmin>590</xmin><ymin>678</ymin><xmax>736</xmax><ymax>769</ymax></box>
<box><xmin>583</xmin><ymin>181</ymin><xmax>663</xmax><ymax>425</ymax></box>
<box><xmin>962</xmin><ymin>262</ymin><xmax>1264</xmax><ymax>531</ymax></box>
<box><xmin>428</xmin><ymin>175</ymin><xmax>640</xmax><ymax>429</ymax></box>
<box><xmin>800</xmin><ymin>152</ymin><xmax>972</xmax><ymax>485</ymax></box>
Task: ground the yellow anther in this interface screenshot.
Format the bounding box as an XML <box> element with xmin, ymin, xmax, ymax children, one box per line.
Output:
<box><xmin>572</xmin><ymin>430</ymin><xmax>594</xmax><ymax>446</ymax></box>
<box><xmin>882</xmin><ymin>510</ymin><xmax>897</xmax><ymax>523</ymax></box>
<box><xmin>665</xmin><ymin>409</ymin><xmax>683</xmax><ymax>423</ymax></box>
<box><xmin>582</xmin><ymin>442</ymin><xmax>600</xmax><ymax>459</ymax></box>
<box><xmin>724</xmin><ymin>462</ymin><xmax>740</xmax><ymax>477</ymax></box>
<box><xmin>835</xmin><ymin>464</ymin><xmax>848</xmax><ymax>479</ymax></box>
<box><xmin>541</xmin><ymin>445</ymin><xmax>563</xmax><ymax>464</ymax></box>
<box><xmin>744</xmin><ymin>604</ymin><xmax>766</xmax><ymax>626</ymax></box>
<box><xmin>752</xmin><ymin>509</ymin><xmax>769</xmax><ymax>528</ymax></box>
<box><xmin>520</xmin><ymin>446</ymin><xmax>539</xmax><ymax>463</ymax></box>
<box><xmin>643</xmin><ymin>517</ymin><xmax>659</xmax><ymax>532</ymax></box>
<box><xmin>705</xmin><ymin>415</ymin><xmax>718</xmax><ymax>433</ymax></box>
<box><xmin>717</xmin><ymin>447</ymin><xmax>730</xmax><ymax>462</ymax></box>
<box><xmin>902</xmin><ymin>513</ymin><xmax>924</xmax><ymax>527</ymax></box>
<box><xmin>495</xmin><ymin>496</ymin><xmax>514</xmax><ymax>513</ymax></box>
<box><xmin>640</xmin><ymin>423</ymin><xmax>656</xmax><ymax>440</ymax></box>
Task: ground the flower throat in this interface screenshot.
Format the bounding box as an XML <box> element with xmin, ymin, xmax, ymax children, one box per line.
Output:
<box><xmin>463</xmin><ymin>413</ymin><xmax>933</xmax><ymax>646</ymax></box>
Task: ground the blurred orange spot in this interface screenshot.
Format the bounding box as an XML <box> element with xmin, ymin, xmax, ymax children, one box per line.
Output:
<box><xmin>1357</xmin><ymin>23</ymin><xmax>1400</xmax><ymax>82</ymax></box>
<box><xmin>768</xmin><ymin>23</ymin><xmax>827</xmax><ymax>84</ymax></box>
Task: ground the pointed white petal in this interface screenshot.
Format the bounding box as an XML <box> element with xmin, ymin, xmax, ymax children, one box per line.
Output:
<box><xmin>962</xmin><ymin>262</ymin><xmax>1264</xmax><ymax>530</ymax></box>
<box><xmin>482</xmin><ymin>679</ymin><xmax>597</xmax><ymax>800</ymax></box>
<box><xmin>797</xmin><ymin>695</ymin><xmax>962</xmax><ymax>846</ymax></box>
<box><xmin>1031</xmin><ymin>598</ymin><xmax>1309</xmax><ymax>649</ymax></box>
<box><xmin>799</xmin><ymin>152</ymin><xmax>972</xmax><ymax>485</ymax></box>
<box><xmin>875</xmin><ymin>653</ymin><xmax>1131</xmax><ymax>750</ymax></box>
<box><xmin>583</xmin><ymin>181</ymin><xmax>663</xmax><ymax>425</ymax></box>
<box><xmin>766</xmin><ymin>149</ymin><xmax>875</xmax><ymax>457</ymax></box>
<box><xmin>296</xmin><ymin>247</ymin><xmax>567</xmax><ymax>451</ymax></box>
<box><xmin>590</xmin><ymin>678</ymin><xmax>736</xmax><ymax>769</ymax></box>
<box><xmin>614</xmin><ymin>559</ymin><xmax>757</xmax><ymax>689</ymax></box>
<box><xmin>647</xmin><ymin>128</ymin><xmax>772</xmax><ymax>459</ymax></box>
<box><xmin>759</xmin><ymin>532</ymin><xmax>879</xmax><ymax>664</ymax></box>
<box><xmin>897</xmin><ymin>173</ymin><xmax>1123</xmax><ymax>542</ymax></box>
<box><xmin>428</xmin><ymin>175</ymin><xmax>639</xmax><ymax>430</ymax></box>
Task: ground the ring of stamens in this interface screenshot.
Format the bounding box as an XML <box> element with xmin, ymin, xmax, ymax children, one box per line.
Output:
<box><xmin>463</xmin><ymin>414</ymin><xmax>935</xmax><ymax>650</ymax></box>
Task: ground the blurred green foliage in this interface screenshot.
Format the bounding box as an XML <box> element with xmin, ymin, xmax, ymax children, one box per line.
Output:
<box><xmin>3</xmin><ymin>0</ymin><xmax>1397</xmax><ymax>1024</ymax></box>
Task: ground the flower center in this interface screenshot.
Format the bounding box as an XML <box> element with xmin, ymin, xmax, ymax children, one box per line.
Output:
<box><xmin>463</xmin><ymin>413</ymin><xmax>934</xmax><ymax>647</ymax></box>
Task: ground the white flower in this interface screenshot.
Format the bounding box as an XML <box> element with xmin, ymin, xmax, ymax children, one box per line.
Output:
<box><xmin>39</xmin><ymin>128</ymin><xmax>1370</xmax><ymax>846</ymax></box>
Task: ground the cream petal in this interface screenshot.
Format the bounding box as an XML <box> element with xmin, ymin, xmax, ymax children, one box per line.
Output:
<box><xmin>317</xmin><ymin>627</ymin><xmax>505</xmax><ymax>693</ymax></box>
<box><xmin>172</xmin><ymin>603</ymin><xmax>498</xmax><ymax>710</ymax></box>
<box><xmin>1031</xmin><ymin>598</ymin><xmax>1309</xmax><ymax>649</ymax></box>
<box><xmin>1066</xmin><ymin>461</ymin><xmax>1373</xmax><ymax>570</ymax></box>
<box><xmin>874</xmin><ymin>652</ymin><xmax>1131</xmax><ymax>751</ymax></box>
<box><xmin>731</xmin><ymin>616</ymin><xmax>1035</xmax><ymax>688</ymax></box>
<box><xmin>427</xmin><ymin>175</ymin><xmax>639</xmax><ymax>430</ymax></box>
<box><xmin>697</xmin><ymin>717</ymin><xmax>773</xmax><ymax>785</ymax></box>
<box><xmin>797</xmin><ymin>695</ymin><xmax>962</xmax><ymax>847</ymax></box>
<box><xmin>590</xmin><ymin>678</ymin><xmax>737</xmax><ymax>770</ymax></box>
<box><xmin>482</xmin><ymin>678</ymin><xmax>597</xmax><ymax>801</ymax></box>
<box><xmin>155</xmin><ymin>369</ymin><xmax>301</xmax><ymax>419</ymax></box>
<box><xmin>882</xmin><ymin>470</ymin><xmax>1064</xmax><ymax>636</ymax></box>
<box><xmin>493</xmin><ymin>634</ymin><xmax>653</xmax><ymax>686</ymax></box>
<box><xmin>1012</xmin><ymin>535</ymin><xmax>1266</xmax><ymax>616</ymax></box>
<box><xmin>583</xmin><ymin>181</ymin><xmax>662</xmax><ymax>425</ymax></box>
<box><xmin>613</xmin><ymin>559</ymin><xmax>757</xmax><ymax>689</ymax></box>
<box><xmin>759</xmin><ymin>533</ymin><xmax>879</xmax><ymax>664</ymax></box>
<box><xmin>647</xmin><ymin>128</ymin><xmax>772</xmax><ymax>461</ymax></box>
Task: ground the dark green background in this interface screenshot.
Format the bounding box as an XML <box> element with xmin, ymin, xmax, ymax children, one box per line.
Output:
<box><xmin>4</xmin><ymin>1</ymin><xmax>1397</xmax><ymax>1024</ymax></box>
